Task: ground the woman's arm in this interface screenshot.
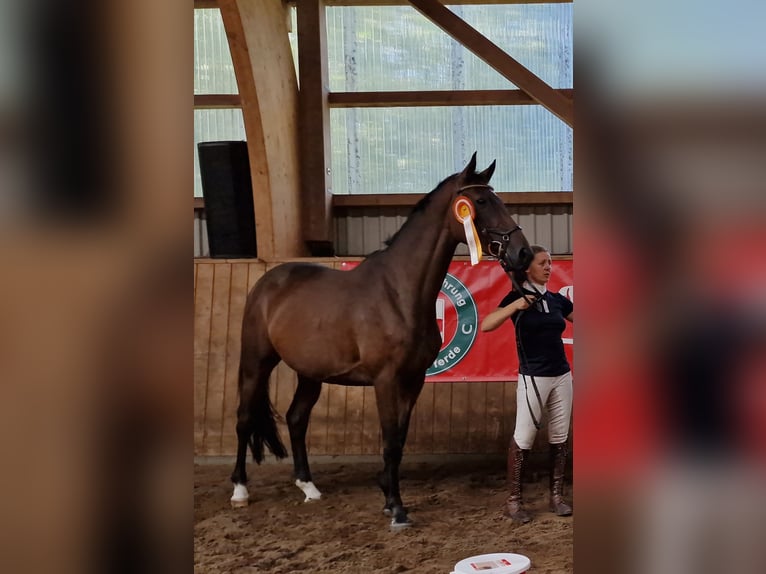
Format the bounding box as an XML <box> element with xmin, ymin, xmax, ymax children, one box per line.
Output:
<box><xmin>566</xmin><ymin>312</ymin><xmax>573</xmax><ymax>322</ymax></box>
<box><xmin>481</xmin><ymin>298</ymin><xmax>530</xmax><ymax>332</ymax></box>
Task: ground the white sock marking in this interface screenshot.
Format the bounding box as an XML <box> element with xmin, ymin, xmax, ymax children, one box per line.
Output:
<box><xmin>231</xmin><ymin>483</ymin><xmax>249</xmax><ymax>502</ymax></box>
<box><xmin>295</xmin><ymin>479</ymin><xmax>322</xmax><ymax>502</ymax></box>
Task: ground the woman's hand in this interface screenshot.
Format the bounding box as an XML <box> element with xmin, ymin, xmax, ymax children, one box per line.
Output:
<box><xmin>514</xmin><ymin>296</ymin><xmax>532</xmax><ymax>312</ymax></box>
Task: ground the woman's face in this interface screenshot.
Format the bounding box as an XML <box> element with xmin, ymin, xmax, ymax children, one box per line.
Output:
<box><xmin>526</xmin><ymin>251</ymin><xmax>552</xmax><ymax>285</ymax></box>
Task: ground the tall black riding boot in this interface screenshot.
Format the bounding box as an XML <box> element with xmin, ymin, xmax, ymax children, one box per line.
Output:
<box><xmin>549</xmin><ymin>442</ymin><xmax>573</xmax><ymax>516</ymax></box>
<box><xmin>504</xmin><ymin>440</ymin><xmax>532</xmax><ymax>523</ymax></box>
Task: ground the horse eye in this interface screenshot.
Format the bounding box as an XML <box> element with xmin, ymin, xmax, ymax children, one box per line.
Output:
<box><xmin>476</xmin><ymin>198</ymin><xmax>486</xmax><ymax>205</ymax></box>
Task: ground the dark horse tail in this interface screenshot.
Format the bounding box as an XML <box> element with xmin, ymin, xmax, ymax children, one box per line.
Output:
<box><xmin>241</xmin><ymin>365</ymin><xmax>288</xmax><ymax>463</ymax></box>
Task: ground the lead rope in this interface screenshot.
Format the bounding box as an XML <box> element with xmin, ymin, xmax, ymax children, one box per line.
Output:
<box><xmin>515</xmin><ymin>309</ymin><xmax>544</xmax><ymax>430</ymax></box>
<box><xmin>503</xmin><ymin>267</ymin><xmax>545</xmax><ymax>431</ymax></box>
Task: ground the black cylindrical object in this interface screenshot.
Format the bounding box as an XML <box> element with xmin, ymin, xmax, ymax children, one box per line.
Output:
<box><xmin>197</xmin><ymin>141</ymin><xmax>257</xmax><ymax>258</ymax></box>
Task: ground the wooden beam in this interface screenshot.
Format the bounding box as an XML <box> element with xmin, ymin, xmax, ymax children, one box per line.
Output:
<box><xmin>194</xmin><ymin>0</ymin><xmax>219</xmax><ymax>8</ymax></box>
<box><xmin>297</xmin><ymin>0</ymin><xmax>334</xmax><ymax>253</ymax></box>
<box><xmin>408</xmin><ymin>0</ymin><xmax>573</xmax><ymax>127</ymax></box>
<box><xmin>196</xmin><ymin>191</ymin><xmax>572</xmax><ymax>211</ymax></box>
<box><xmin>193</xmin><ymin>94</ymin><xmax>242</xmax><ymax>109</ymax></box>
<box><xmin>219</xmin><ymin>0</ymin><xmax>306</xmax><ymax>258</ymax></box>
<box><xmin>329</xmin><ymin>88</ymin><xmax>573</xmax><ymax>108</ymax></box>
<box><xmin>332</xmin><ymin>192</ymin><xmax>572</xmax><ymax>207</ymax></box>
<box><xmin>314</xmin><ymin>1</ymin><xmax>573</xmax><ymax>5</ymax></box>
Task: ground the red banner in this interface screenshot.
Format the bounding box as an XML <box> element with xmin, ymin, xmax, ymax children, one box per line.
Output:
<box><xmin>340</xmin><ymin>260</ymin><xmax>573</xmax><ymax>382</ymax></box>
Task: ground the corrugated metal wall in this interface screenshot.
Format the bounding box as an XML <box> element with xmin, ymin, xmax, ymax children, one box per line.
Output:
<box><xmin>334</xmin><ymin>204</ymin><xmax>572</xmax><ymax>256</ymax></box>
<box><xmin>194</xmin><ymin>203</ymin><xmax>572</xmax><ymax>258</ymax></box>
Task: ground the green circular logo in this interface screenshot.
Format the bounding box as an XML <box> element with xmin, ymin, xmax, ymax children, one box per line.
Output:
<box><xmin>427</xmin><ymin>273</ymin><xmax>478</xmax><ymax>376</ymax></box>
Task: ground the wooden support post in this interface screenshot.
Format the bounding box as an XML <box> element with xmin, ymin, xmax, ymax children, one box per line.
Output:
<box><xmin>218</xmin><ymin>0</ymin><xmax>307</xmax><ymax>259</ymax></box>
<box><xmin>297</xmin><ymin>0</ymin><xmax>335</xmax><ymax>255</ymax></box>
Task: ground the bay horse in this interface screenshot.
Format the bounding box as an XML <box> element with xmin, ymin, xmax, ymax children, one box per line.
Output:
<box><xmin>230</xmin><ymin>154</ymin><xmax>531</xmax><ymax>528</ymax></box>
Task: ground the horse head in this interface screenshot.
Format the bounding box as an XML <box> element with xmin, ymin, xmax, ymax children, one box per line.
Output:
<box><xmin>448</xmin><ymin>152</ymin><xmax>533</xmax><ymax>273</ymax></box>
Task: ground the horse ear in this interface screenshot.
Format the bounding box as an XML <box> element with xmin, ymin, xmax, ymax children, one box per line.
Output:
<box><xmin>461</xmin><ymin>152</ymin><xmax>478</xmax><ymax>177</ymax></box>
<box><xmin>477</xmin><ymin>159</ymin><xmax>496</xmax><ymax>183</ymax></box>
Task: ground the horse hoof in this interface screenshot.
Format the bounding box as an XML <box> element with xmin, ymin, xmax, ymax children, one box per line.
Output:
<box><xmin>383</xmin><ymin>507</ymin><xmax>392</xmax><ymax>516</ymax></box>
<box><xmin>231</xmin><ymin>484</ymin><xmax>249</xmax><ymax>508</ymax></box>
<box><xmin>296</xmin><ymin>479</ymin><xmax>322</xmax><ymax>502</ymax></box>
<box><xmin>389</xmin><ymin>518</ymin><xmax>413</xmax><ymax>531</ymax></box>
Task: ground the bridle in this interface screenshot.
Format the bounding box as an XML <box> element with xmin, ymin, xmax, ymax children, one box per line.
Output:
<box><xmin>457</xmin><ymin>183</ymin><xmax>529</xmax><ymax>297</ymax></box>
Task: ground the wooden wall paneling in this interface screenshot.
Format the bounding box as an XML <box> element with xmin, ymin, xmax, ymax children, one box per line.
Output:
<box><xmin>308</xmin><ymin>384</ymin><xmax>331</xmax><ymax>455</ymax></box>
<box><xmin>361</xmin><ymin>386</ymin><xmax>381</xmax><ymax>455</ymax></box>
<box><xmin>485</xmin><ymin>381</ymin><xmax>506</xmax><ymax>453</ymax></box>
<box><xmin>202</xmin><ymin>263</ymin><xmax>232</xmax><ymax>454</ymax></box>
<box><xmin>449</xmin><ymin>382</ymin><xmax>470</xmax><ymax>452</ymax></box>
<box><xmin>272</xmin><ymin>361</ymin><xmax>297</xmax><ymax>455</ymax></box>
<box><xmin>194</xmin><ymin>263</ymin><xmax>215</xmax><ymax>453</ymax></box>
<box><xmin>344</xmin><ymin>386</ymin><xmax>365</xmax><ymax>454</ymax></box>
<box><xmin>247</xmin><ymin>261</ymin><xmax>267</xmax><ymax>293</ymax></box>
<box><xmin>325</xmin><ymin>384</ymin><xmax>349</xmax><ymax>454</ymax></box>
<box><xmin>466</xmin><ymin>381</ymin><xmax>487</xmax><ymax>453</ymax></box>
<box><xmin>432</xmin><ymin>382</ymin><xmax>452</xmax><ymax>453</ymax></box>
<box><xmin>220</xmin><ymin>262</ymin><xmax>250</xmax><ymax>455</ymax></box>
<box><xmin>412</xmin><ymin>380</ymin><xmax>435</xmax><ymax>453</ymax></box>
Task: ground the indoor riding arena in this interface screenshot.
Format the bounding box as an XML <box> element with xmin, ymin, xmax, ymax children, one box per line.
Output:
<box><xmin>194</xmin><ymin>1</ymin><xmax>573</xmax><ymax>572</ymax></box>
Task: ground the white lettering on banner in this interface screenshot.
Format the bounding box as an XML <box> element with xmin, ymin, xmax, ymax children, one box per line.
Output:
<box><xmin>442</xmin><ymin>279</ymin><xmax>466</xmax><ymax>307</ymax></box>
<box><xmin>434</xmin><ymin>346</ymin><xmax>462</xmax><ymax>369</ymax></box>
<box><xmin>461</xmin><ymin>324</ymin><xmax>473</xmax><ymax>335</ymax></box>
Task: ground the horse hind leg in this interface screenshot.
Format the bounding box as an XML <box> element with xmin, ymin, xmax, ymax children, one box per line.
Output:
<box><xmin>287</xmin><ymin>375</ymin><xmax>323</xmax><ymax>502</ymax></box>
<box><xmin>230</xmin><ymin>351</ymin><xmax>282</xmax><ymax>508</ymax></box>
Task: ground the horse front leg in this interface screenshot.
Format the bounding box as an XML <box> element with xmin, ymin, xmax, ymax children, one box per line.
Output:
<box><xmin>375</xmin><ymin>377</ymin><xmax>423</xmax><ymax>530</ymax></box>
<box><xmin>287</xmin><ymin>375</ymin><xmax>323</xmax><ymax>502</ymax></box>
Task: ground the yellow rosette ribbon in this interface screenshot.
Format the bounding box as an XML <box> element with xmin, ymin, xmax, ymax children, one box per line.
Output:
<box><xmin>453</xmin><ymin>198</ymin><xmax>482</xmax><ymax>265</ymax></box>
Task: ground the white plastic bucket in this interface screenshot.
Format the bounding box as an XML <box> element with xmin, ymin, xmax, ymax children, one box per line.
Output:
<box><xmin>451</xmin><ymin>552</ymin><xmax>531</xmax><ymax>574</ymax></box>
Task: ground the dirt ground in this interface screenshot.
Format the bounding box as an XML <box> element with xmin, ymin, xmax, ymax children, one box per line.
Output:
<box><xmin>194</xmin><ymin>458</ymin><xmax>572</xmax><ymax>573</ymax></box>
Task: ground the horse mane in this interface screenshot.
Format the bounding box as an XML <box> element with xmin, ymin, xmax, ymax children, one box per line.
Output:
<box><xmin>366</xmin><ymin>174</ymin><xmax>458</xmax><ymax>257</ymax></box>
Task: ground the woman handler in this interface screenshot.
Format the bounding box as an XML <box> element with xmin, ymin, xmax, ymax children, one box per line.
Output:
<box><xmin>481</xmin><ymin>245</ymin><xmax>573</xmax><ymax>523</ymax></box>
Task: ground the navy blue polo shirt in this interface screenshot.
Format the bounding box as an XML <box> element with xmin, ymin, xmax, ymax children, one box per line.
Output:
<box><xmin>499</xmin><ymin>288</ymin><xmax>573</xmax><ymax>377</ymax></box>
